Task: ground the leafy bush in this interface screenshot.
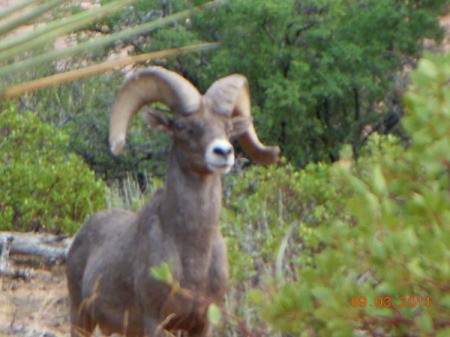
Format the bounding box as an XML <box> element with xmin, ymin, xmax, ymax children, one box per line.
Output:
<box><xmin>226</xmin><ymin>54</ymin><xmax>450</xmax><ymax>336</ymax></box>
<box><xmin>0</xmin><ymin>103</ymin><xmax>106</xmax><ymax>234</ymax></box>
<box><xmin>219</xmin><ymin>161</ymin><xmax>350</xmax><ymax>334</ymax></box>
<box><xmin>223</xmin><ymin>162</ymin><xmax>348</xmax><ymax>283</ymax></box>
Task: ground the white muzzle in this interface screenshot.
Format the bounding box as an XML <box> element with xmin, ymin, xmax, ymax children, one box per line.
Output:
<box><xmin>205</xmin><ymin>139</ymin><xmax>235</xmax><ymax>174</ymax></box>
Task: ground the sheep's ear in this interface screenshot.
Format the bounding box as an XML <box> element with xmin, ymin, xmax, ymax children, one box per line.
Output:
<box><xmin>141</xmin><ymin>108</ymin><xmax>171</xmax><ymax>132</ymax></box>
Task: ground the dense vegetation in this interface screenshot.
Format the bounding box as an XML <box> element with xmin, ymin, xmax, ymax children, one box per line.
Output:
<box><xmin>220</xmin><ymin>53</ymin><xmax>450</xmax><ymax>337</ymax></box>
<box><xmin>143</xmin><ymin>0</ymin><xmax>446</xmax><ymax>164</ymax></box>
<box><xmin>0</xmin><ymin>102</ymin><xmax>106</xmax><ymax>233</ymax></box>
<box><xmin>1</xmin><ymin>0</ymin><xmax>449</xmax><ymax>336</ymax></box>
<box><xmin>13</xmin><ymin>0</ymin><xmax>447</xmax><ymax>180</ymax></box>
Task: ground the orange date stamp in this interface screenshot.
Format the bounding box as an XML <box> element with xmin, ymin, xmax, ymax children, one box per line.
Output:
<box><xmin>351</xmin><ymin>296</ymin><xmax>431</xmax><ymax>308</ymax></box>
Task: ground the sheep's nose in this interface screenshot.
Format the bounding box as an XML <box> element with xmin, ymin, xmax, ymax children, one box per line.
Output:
<box><xmin>213</xmin><ymin>146</ymin><xmax>233</xmax><ymax>157</ymax></box>
<box><xmin>206</xmin><ymin>139</ymin><xmax>235</xmax><ymax>174</ymax></box>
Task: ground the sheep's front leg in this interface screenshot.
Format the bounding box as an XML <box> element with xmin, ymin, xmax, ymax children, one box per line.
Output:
<box><xmin>144</xmin><ymin>317</ymin><xmax>167</xmax><ymax>337</ymax></box>
<box><xmin>198</xmin><ymin>323</ymin><xmax>213</xmax><ymax>337</ymax></box>
<box><xmin>70</xmin><ymin>304</ymin><xmax>96</xmax><ymax>337</ymax></box>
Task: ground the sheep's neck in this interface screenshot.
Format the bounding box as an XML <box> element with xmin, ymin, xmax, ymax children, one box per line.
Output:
<box><xmin>161</xmin><ymin>154</ymin><xmax>222</xmax><ymax>237</ymax></box>
<box><xmin>150</xmin><ymin>154</ymin><xmax>224</xmax><ymax>290</ymax></box>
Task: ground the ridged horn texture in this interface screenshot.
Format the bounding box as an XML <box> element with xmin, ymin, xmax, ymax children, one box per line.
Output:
<box><xmin>109</xmin><ymin>67</ymin><xmax>201</xmax><ymax>156</ymax></box>
<box><xmin>205</xmin><ymin>75</ymin><xmax>280</xmax><ymax>165</ymax></box>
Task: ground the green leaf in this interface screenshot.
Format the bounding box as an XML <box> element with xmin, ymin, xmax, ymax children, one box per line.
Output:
<box><xmin>417</xmin><ymin>312</ymin><xmax>433</xmax><ymax>333</ymax></box>
<box><xmin>329</xmin><ymin>318</ymin><xmax>353</xmax><ymax>337</ymax></box>
<box><xmin>407</xmin><ymin>258</ymin><xmax>426</xmax><ymax>278</ymax></box>
<box><xmin>0</xmin><ymin>0</ymin><xmax>226</xmax><ymax>79</ymax></box>
<box><xmin>0</xmin><ymin>0</ymin><xmax>136</xmax><ymax>58</ymax></box>
<box><xmin>437</xmin><ymin>328</ymin><xmax>450</xmax><ymax>337</ymax></box>
<box><xmin>207</xmin><ymin>303</ymin><xmax>222</xmax><ymax>325</ymax></box>
<box><xmin>440</xmin><ymin>294</ymin><xmax>450</xmax><ymax>308</ymax></box>
<box><xmin>247</xmin><ymin>289</ymin><xmax>265</xmax><ymax>305</ymax></box>
<box><xmin>0</xmin><ymin>0</ymin><xmax>69</xmax><ymax>36</ymax></box>
<box><xmin>311</xmin><ymin>286</ymin><xmax>333</xmax><ymax>302</ymax></box>
<box><xmin>0</xmin><ymin>0</ymin><xmax>37</xmax><ymax>21</ymax></box>
<box><xmin>372</xmin><ymin>164</ymin><xmax>387</xmax><ymax>196</ymax></box>
<box><xmin>150</xmin><ymin>262</ymin><xmax>173</xmax><ymax>285</ymax></box>
<box><xmin>418</xmin><ymin>58</ymin><xmax>439</xmax><ymax>80</ymax></box>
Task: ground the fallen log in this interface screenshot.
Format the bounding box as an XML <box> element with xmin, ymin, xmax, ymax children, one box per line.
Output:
<box><xmin>0</xmin><ymin>231</ymin><xmax>72</xmax><ymax>265</ymax></box>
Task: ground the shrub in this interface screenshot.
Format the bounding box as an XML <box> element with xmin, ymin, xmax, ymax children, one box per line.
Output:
<box><xmin>223</xmin><ymin>162</ymin><xmax>349</xmax><ymax>284</ymax></box>
<box><xmin>0</xmin><ymin>103</ymin><xmax>106</xmax><ymax>234</ymax></box>
<box><xmin>238</xmin><ymin>54</ymin><xmax>450</xmax><ymax>336</ymax></box>
<box><xmin>221</xmin><ymin>161</ymin><xmax>350</xmax><ymax>333</ymax></box>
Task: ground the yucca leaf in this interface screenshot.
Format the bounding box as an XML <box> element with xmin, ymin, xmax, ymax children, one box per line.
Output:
<box><xmin>0</xmin><ymin>0</ymin><xmax>70</xmax><ymax>36</ymax></box>
<box><xmin>0</xmin><ymin>42</ymin><xmax>219</xmax><ymax>99</ymax></box>
<box><xmin>0</xmin><ymin>0</ymin><xmax>38</xmax><ymax>21</ymax></box>
<box><xmin>0</xmin><ymin>0</ymin><xmax>136</xmax><ymax>57</ymax></box>
<box><xmin>0</xmin><ymin>0</ymin><xmax>226</xmax><ymax>78</ymax></box>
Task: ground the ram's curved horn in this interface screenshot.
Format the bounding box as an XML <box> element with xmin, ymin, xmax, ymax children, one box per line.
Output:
<box><xmin>205</xmin><ymin>75</ymin><xmax>280</xmax><ymax>165</ymax></box>
<box><xmin>109</xmin><ymin>67</ymin><xmax>201</xmax><ymax>156</ymax></box>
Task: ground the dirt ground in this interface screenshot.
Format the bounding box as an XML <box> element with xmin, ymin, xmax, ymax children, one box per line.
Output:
<box><xmin>0</xmin><ymin>264</ymin><xmax>70</xmax><ymax>337</ymax></box>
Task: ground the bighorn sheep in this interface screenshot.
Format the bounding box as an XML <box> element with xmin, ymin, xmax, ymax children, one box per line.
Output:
<box><xmin>66</xmin><ymin>67</ymin><xmax>279</xmax><ymax>337</ymax></box>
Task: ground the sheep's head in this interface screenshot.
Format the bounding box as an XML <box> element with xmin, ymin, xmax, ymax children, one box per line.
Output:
<box><xmin>109</xmin><ymin>67</ymin><xmax>279</xmax><ymax>174</ymax></box>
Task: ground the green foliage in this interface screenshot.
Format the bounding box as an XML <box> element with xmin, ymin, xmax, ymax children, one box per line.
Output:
<box><xmin>207</xmin><ymin>303</ymin><xmax>223</xmax><ymax>325</ymax></box>
<box><xmin>14</xmin><ymin>0</ymin><xmax>445</xmax><ymax>187</ymax></box>
<box><xmin>0</xmin><ymin>0</ymin><xmax>221</xmax><ymax>98</ymax></box>
<box><xmin>28</xmin><ymin>74</ymin><xmax>171</xmax><ymax>182</ymax></box>
<box><xmin>226</xmin><ymin>53</ymin><xmax>450</xmax><ymax>336</ymax></box>
<box><xmin>150</xmin><ymin>261</ymin><xmax>174</xmax><ymax>285</ymax></box>
<box><xmin>0</xmin><ymin>103</ymin><xmax>106</xmax><ymax>233</ymax></box>
<box><xmin>220</xmin><ymin>161</ymin><xmax>349</xmax><ymax>334</ymax></box>
<box><xmin>223</xmin><ymin>162</ymin><xmax>348</xmax><ymax>283</ymax></box>
<box><xmin>188</xmin><ymin>0</ymin><xmax>446</xmax><ymax>165</ymax></box>
<box><xmin>0</xmin><ymin>0</ymin><xmax>134</xmax><ymax>92</ymax></box>
<box><xmin>404</xmin><ymin>54</ymin><xmax>450</xmax><ymax>176</ymax></box>
<box><xmin>8</xmin><ymin>1</ymin><xmax>220</xmax><ymax>182</ymax></box>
